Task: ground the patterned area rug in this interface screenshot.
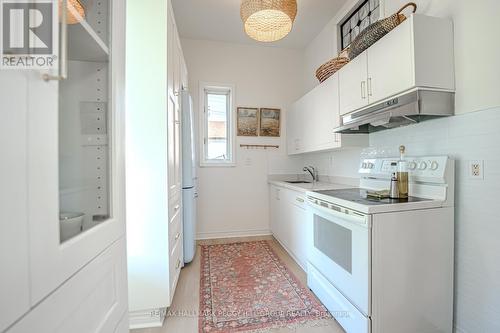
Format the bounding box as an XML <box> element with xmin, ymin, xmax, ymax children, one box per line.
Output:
<box><xmin>199</xmin><ymin>241</ymin><xmax>331</xmax><ymax>332</ymax></box>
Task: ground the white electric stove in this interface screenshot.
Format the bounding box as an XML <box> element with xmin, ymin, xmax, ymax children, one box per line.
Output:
<box><xmin>306</xmin><ymin>155</ymin><xmax>455</xmax><ymax>333</ymax></box>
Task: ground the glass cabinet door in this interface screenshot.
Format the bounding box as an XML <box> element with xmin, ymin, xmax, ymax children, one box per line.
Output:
<box><xmin>59</xmin><ymin>0</ymin><xmax>111</xmax><ymax>243</ymax></box>
<box><xmin>28</xmin><ymin>0</ymin><xmax>125</xmax><ymax>304</ymax></box>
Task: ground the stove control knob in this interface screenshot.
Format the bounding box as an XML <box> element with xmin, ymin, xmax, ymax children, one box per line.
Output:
<box><xmin>430</xmin><ymin>161</ymin><xmax>439</xmax><ymax>171</ymax></box>
<box><xmin>367</xmin><ymin>162</ymin><xmax>374</xmax><ymax>169</ymax></box>
<box><xmin>418</xmin><ymin>161</ymin><xmax>428</xmax><ymax>170</ymax></box>
<box><xmin>362</xmin><ymin>162</ymin><xmax>367</xmax><ymax>169</ymax></box>
<box><xmin>408</xmin><ymin>161</ymin><xmax>417</xmax><ymax>170</ymax></box>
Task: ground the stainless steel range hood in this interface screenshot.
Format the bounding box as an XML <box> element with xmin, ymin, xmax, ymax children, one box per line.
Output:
<box><xmin>334</xmin><ymin>89</ymin><xmax>454</xmax><ymax>134</ymax></box>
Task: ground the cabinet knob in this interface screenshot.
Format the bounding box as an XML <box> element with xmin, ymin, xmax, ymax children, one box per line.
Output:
<box><xmin>175</xmin><ymin>259</ymin><xmax>181</xmax><ymax>269</ymax></box>
<box><xmin>175</xmin><ymin>232</ymin><xmax>180</xmax><ymax>241</ymax></box>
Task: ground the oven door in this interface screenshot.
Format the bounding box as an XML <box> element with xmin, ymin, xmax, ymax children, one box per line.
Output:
<box><xmin>307</xmin><ymin>197</ymin><xmax>371</xmax><ymax>316</ymax></box>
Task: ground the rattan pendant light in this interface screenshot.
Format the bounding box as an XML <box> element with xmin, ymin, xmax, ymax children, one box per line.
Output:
<box><xmin>59</xmin><ymin>0</ymin><xmax>86</xmax><ymax>25</ymax></box>
<box><xmin>241</xmin><ymin>0</ymin><xmax>298</xmax><ymax>42</ymax></box>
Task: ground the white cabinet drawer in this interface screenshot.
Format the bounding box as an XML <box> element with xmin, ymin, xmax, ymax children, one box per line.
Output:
<box><xmin>308</xmin><ymin>263</ymin><xmax>370</xmax><ymax>333</ymax></box>
<box><xmin>169</xmin><ymin>212</ymin><xmax>182</xmax><ymax>256</ymax></box>
<box><xmin>169</xmin><ymin>191</ymin><xmax>181</xmax><ymax>222</ymax></box>
<box><xmin>169</xmin><ymin>235</ymin><xmax>183</xmax><ymax>302</ymax></box>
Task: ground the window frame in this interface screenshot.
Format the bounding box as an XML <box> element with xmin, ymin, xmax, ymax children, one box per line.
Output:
<box><xmin>338</xmin><ymin>0</ymin><xmax>382</xmax><ymax>51</ymax></box>
<box><xmin>199</xmin><ymin>82</ymin><xmax>236</xmax><ymax>167</ymax></box>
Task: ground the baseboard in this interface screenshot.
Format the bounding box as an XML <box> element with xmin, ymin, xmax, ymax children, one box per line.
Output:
<box><xmin>196</xmin><ymin>228</ymin><xmax>271</xmax><ymax>240</ymax></box>
<box><xmin>128</xmin><ymin>308</ymin><xmax>166</xmax><ymax>330</ymax></box>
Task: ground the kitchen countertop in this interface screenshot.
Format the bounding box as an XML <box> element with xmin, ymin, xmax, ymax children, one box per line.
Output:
<box><xmin>268</xmin><ymin>180</ymin><xmax>354</xmax><ymax>194</ymax></box>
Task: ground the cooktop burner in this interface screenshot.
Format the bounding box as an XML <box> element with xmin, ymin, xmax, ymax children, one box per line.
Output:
<box><xmin>313</xmin><ymin>188</ymin><xmax>432</xmax><ymax>206</ymax></box>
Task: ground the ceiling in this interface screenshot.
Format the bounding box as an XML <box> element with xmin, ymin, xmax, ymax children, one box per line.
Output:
<box><xmin>171</xmin><ymin>0</ymin><xmax>349</xmax><ymax>49</ymax></box>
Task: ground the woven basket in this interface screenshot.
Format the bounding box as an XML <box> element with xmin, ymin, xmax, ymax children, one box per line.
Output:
<box><xmin>315</xmin><ymin>57</ymin><xmax>349</xmax><ymax>83</ymax></box>
<box><xmin>348</xmin><ymin>2</ymin><xmax>417</xmax><ymax>60</ymax></box>
<box><xmin>315</xmin><ymin>48</ymin><xmax>350</xmax><ymax>83</ymax></box>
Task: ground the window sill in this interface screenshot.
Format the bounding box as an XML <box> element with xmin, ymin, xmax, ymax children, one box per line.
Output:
<box><xmin>199</xmin><ymin>162</ymin><xmax>236</xmax><ymax>168</ymax></box>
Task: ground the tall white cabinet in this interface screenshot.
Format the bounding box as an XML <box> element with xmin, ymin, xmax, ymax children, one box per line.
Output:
<box><xmin>0</xmin><ymin>1</ymin><xmax>128</xmax><ymax>332</ymax></box>
<box><xmin>126</xmin><ymin>0</ymin><xmax>186</xmax><ymax>329</ymax></box>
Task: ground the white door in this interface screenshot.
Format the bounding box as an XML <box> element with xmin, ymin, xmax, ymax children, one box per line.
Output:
<box><xmin>0</xmin><ymin>71</ymin><xmax>31</xmax><ymax>332</ymax></box>
<box><xmin>367</xmin><ymin>20</ymin><xmax>413</xmax><ymax>104</ymax></box>
<box><xmin>28</xmin><ymin>0</ymin><xmax>126</xmax><ymax>304</ymax></box>
<box><xmin>339</xmin><ymin>51</ymin><xmax>368</xmax><ymax>115</ymax></box>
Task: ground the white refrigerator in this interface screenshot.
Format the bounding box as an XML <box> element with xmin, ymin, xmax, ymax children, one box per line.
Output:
<box><xmin>181</xmin><ymin>90</ymin><xmax>197</xmax><ymax>263</ymax></box>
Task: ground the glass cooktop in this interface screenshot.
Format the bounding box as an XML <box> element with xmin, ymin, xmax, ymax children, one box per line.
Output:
<box><xmin>313</xmin><ymin>188</ymin><xmax>432</xmax><ymax>206</ymax></box>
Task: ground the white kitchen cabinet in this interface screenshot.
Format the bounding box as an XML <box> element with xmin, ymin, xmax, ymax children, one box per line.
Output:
<box><xmin>269</xmin><ymin>185</ymin><xmax>312</xmax><ymax>271</ymax></box>
<box><xmin>168</xmin><ymin>5</ymin><xmax>182</xmax><ymax>199</ymax></box>
<box><xmin>302</xmin><ymin>74</ymin><xmax>339</xmax><ymax>151</ymax></box>
<box><xmin>339</xmin><ymin>52</ymin><xmax>369</xmax><ymax>115</ymax></box>
<box><xmin>181</xmin><ymin>57</ymin><xmax>189</xmax><ymax>90</ymax></box>
<box><xmin>29</xmin><ymin>0</ymin><xmax>126</xmax><ymax>306</ymax></box>
<box><xmin>0</xmin><ymin>72</ymin><xmax>31</xmax><ymax>332</ymax></box>
<box><xmin>6</xmin><ymin>239</ymin><xmax>128</xmax><ymax>333</ymax></box>
<box><xmin>288</xmin><ymin>73</ymin><xmax>367</xmax><ymax>155</ymax></box>
<box><xmin>1</xmin><ymin>1</ymin><xmax>128</xmax><ymax>332</ymax></box>
<box><xmin>127</xmin><ymin>0</ymin><xmax>186</xmax><ymax>328</ymax></box>
<box><xmin>366</xmin><ymin>18</ymin><xmax>413</xmax><ymax>105</ymax></box>
<box><xmin>340</xmin><ymin>14</ymin><xmax>454</xmax><ymax>115</ymax></box>
<box><xmin>287</xmin><ymin>99</ymin><xmax>303</xmax><ymax>155</ymax></box>
<box><xmin>269</xmin><ymin>186</ymin><xmax>282</xmax><ymax>238</ymax></box>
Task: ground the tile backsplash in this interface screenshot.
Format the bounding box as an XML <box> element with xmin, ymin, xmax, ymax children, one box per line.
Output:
<box><xmin>371</xmin><ymin>107</ymin><xmax>500</xmax><ymax>333</ymax></box>
<box><xmin>278</xmin><ymin>106</ymin><xmax>500</xmax><ymax>332</ymax></box>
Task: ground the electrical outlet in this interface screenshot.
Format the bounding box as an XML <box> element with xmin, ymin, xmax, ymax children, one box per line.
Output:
<box><xmin>468</xmin><ymin>160</ymin><xmax>484</xmax><ymax>179</ymax></box>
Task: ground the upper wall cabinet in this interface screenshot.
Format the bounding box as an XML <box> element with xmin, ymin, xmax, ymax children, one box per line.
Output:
<box><xmin>287</xmin><ymin>73</ymin><xmax>367</xmax><ymax>155</ymax></box>
<box><xmin>340</xmin><ymin>14</ymin><xmax>454</xmax><ymax>116</ymax></box>
<box><xmin>339</xmin><ymin>52</ymin><xmax>369</xmax><ymax>113</ymax></box>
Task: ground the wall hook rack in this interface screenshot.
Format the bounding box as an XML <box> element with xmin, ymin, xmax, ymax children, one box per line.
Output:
<box><xmin>240</xmin><ymin>144</ymin><xmax>279</xmax><ymax>150</ymax></box>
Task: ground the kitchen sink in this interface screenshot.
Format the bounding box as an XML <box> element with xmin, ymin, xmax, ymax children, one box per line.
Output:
<box><xmin>285</xmin><ymin>181</ymin><xmax>312</xmax><ymax>184</ymax></box>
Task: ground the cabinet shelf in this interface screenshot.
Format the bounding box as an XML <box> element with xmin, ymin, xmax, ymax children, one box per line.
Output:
<box><xmin>68</xmin><ymin>19</ymin><xmax>109</xmax><ymax>62</ymax></box>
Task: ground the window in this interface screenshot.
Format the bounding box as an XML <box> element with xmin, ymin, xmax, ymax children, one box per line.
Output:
<box><xmin>200</xmin><ymin>83</ymin><xmax>235</xmax><ymax>166</ymax></box>
<box><xmin>340</xmin><ymin>0</ymin><xmax>380</xmax><ymax>50</ymax></box>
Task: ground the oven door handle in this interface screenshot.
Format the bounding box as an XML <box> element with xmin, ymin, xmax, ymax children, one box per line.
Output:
<box><xmin>307</xmin><ymin>199</ymin><xmax>369</xmax><ymax>228</ymax></box>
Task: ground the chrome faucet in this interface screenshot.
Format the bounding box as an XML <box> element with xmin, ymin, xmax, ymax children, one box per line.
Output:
<box><xmin>303</xmin><ymin>166</ymin><xmax>318</xmax><ymax>183</ymax></box>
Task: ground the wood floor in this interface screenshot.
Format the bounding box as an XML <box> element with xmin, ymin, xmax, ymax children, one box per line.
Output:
<box><xmin>131</xmin><ymin>236</ymin><xmax>345</xmax><ymax>333</ymax></box>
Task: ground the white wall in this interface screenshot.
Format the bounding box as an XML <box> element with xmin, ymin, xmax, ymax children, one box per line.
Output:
<box><xmin>300</xmin><ymin>1</ymin><xmax>500</xmax><ymax>332</ymax></box>
<box><xmin>181</xmin><ymin>38</ymin><xmax>305</xmax><ymax>239</ymax></box>
<box><xmin>125</xmin><ymin>0</ymin><xmax>170</xmax><ymax>312</ymax></box>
